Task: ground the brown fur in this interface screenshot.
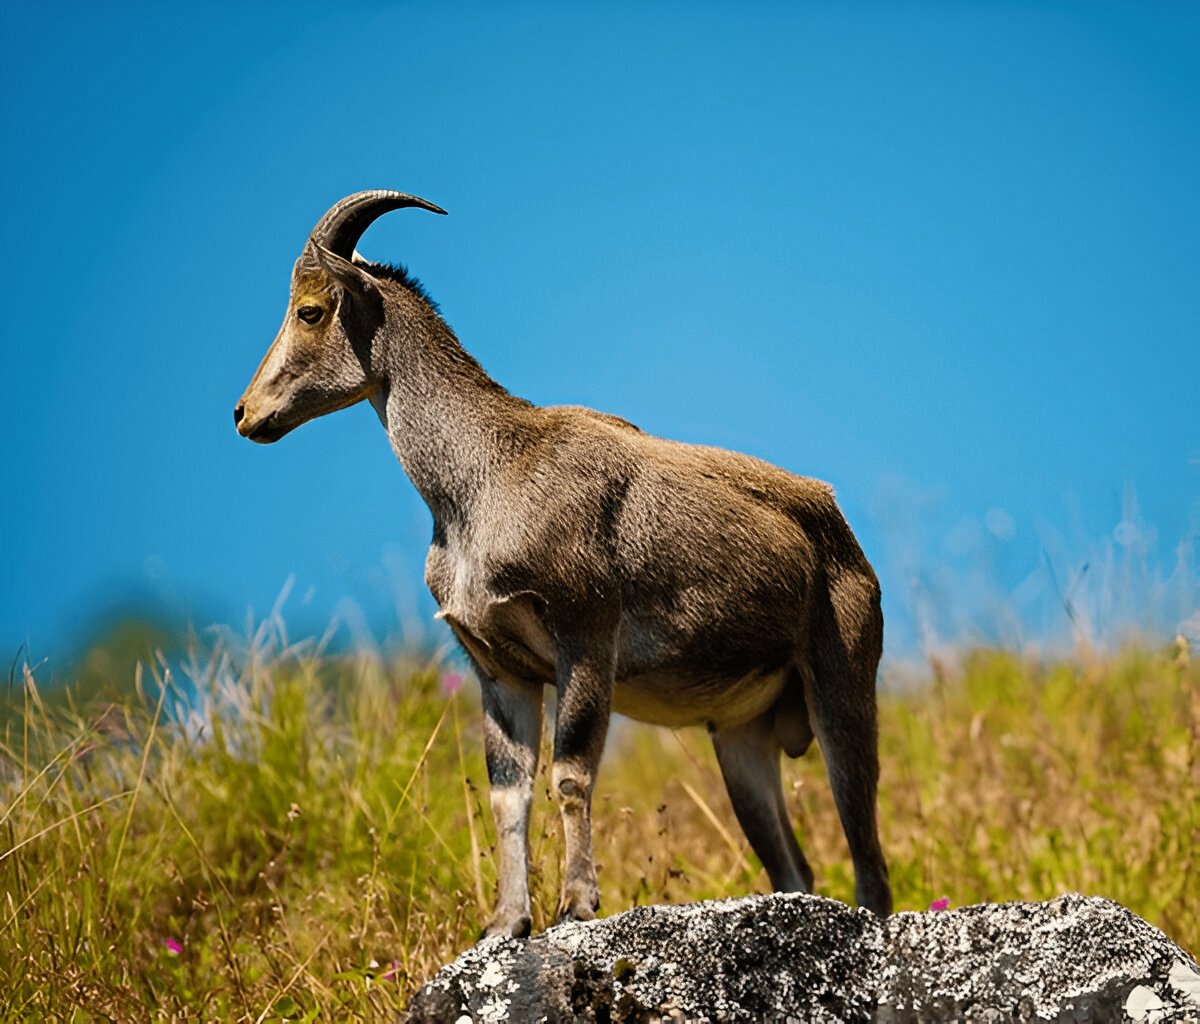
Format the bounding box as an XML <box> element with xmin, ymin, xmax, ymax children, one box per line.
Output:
<box><xmin>235</xmin><ymin>191</ymin><xmax>892</xmax><ymax>937</ymax></box>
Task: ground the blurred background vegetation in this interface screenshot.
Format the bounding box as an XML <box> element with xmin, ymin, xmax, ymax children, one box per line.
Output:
<box><xmin>1</xmin><ymin>610</ymin><xmax>1196</xmax><ymax>1020</ymax></box>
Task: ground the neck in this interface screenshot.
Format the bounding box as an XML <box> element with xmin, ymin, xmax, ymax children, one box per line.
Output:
<box><xmin>368</xmin><ymin>290</ymin><xmax>527</xmax><ymax>527</ymax></box>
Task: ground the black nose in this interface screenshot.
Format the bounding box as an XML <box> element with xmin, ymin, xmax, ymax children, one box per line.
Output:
<box><xmin>233</xmin><ymin>403</ymin><xmax>245</xmax><ymax>426</ymax></box>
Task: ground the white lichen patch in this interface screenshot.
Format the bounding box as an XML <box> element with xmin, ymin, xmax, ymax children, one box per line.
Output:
<box><xmin>477</xmin><ymin>961</ymin><xmax>505</xmax><ymax>988</ymax></box>
<box><xmin>1168</xmin><ymin>960</ymin><xmax>1200</xmax><ymax>1006</ymax></box>
<box><xmin>1125</xmin><ymin>984</ymin><xmax>1165</xmax><ymax>1021</ymax></box>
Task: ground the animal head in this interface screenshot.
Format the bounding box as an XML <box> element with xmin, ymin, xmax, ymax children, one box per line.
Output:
<box><xmin>235</xmin><ymin>190</ymin><xmax>446</xmax><ymax>443</ymax></box>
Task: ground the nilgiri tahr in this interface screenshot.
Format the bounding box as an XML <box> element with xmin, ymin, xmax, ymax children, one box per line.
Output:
<box><xmin>235</xmin><ymin>190</ymin><xmax>892</xmax><ymax>937</ymax></box>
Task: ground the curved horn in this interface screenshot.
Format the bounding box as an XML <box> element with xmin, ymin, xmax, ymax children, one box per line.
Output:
<box><xmin>308</xmin><ymin>190</ymin><xmax>448</xmax><ymax>258</ymax></box>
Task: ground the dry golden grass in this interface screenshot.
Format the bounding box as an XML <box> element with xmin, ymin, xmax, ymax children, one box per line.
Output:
<box><xmin>1</xmin><ymin>634</ymin><xmax>1196</xmax><ymax>1021</ymax></box>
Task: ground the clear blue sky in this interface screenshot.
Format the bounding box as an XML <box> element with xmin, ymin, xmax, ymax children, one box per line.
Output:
<box><xmin>3</xmin><ymin>1</ymin><xmax>1198</xmax><ymax>667</ymax></box>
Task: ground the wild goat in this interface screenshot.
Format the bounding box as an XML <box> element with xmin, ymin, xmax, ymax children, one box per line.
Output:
<box><xmin>235</xmin><ymin>190</ymin><xmax>892</xmax><ymax>936</ymax></box>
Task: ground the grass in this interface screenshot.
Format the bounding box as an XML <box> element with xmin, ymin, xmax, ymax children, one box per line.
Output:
<box><xmin>1</xmin><ymin>627</ymin><xmax>1196</xmax><ymax>1021</ymax></box>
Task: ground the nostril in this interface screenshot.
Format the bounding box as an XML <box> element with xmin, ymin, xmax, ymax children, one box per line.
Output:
<box><xmin>233</xmin><ymin>403</ymin><xmax>245</xmax><ymax>426</ymax></box>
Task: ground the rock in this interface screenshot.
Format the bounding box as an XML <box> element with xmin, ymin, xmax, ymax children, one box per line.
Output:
<box><xmin>876</xmin><ymin>896</ymin><xmax>1197</xmax><ymax>1023</ymax></box>
<box><xmin>405</xmin><ymin>892</ymin><xmax>1200</xmax><ymax>1023</ymax></box>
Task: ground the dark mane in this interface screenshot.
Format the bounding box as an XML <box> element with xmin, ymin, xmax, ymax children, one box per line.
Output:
<box><xmin>359</xmin><ymin>260</ymin><xmax>439</xmax><ymax>311</ymax></box>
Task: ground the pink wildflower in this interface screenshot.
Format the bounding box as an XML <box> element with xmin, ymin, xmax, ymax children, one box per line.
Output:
<box><xmin>441</xmin><ymin>671</ymin><xmax>464</xmax><ymax>696</ymax></box>
<box><xmin>380</xmin><ymin>961</ymin><xmax>402</xmax><ymax>982</ymax></box>
<box><xmin>929</xmin><ymin>897</ymin><xmax>951</xmax><ymax>911</ymax></box>
<box><xmin>164</xmin><ymin>938</ymin><xmax>183</xmax><ymax>954</ymax></box>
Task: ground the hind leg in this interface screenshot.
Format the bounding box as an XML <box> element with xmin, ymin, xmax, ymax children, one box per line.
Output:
<box><xmin>807</xmin><ymin>577</ymin><xmax>892</xmax><ymax>916</ymax></box>
<box><xmin>711</xmin><ymin>710</ymin><xmax>814</xmax><ymax>893</ymax></box>
<box><xmin>806</xmin><ymin>677</ymin><xmax>892</xmax><ymax>916</ymax></box>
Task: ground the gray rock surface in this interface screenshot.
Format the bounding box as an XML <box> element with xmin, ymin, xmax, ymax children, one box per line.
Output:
<box><xmin>405</xmin><ymin>893</ymin><xmax>1200</xmax><ymax>1023</ymax></box>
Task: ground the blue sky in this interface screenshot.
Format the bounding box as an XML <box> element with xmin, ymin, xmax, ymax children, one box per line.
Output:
<box><xmin>3</xmin><ymin>2</ymin><xmax>1198</xmax><ymax>667</ymax></box>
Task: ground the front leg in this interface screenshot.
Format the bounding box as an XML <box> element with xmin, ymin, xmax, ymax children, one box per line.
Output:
<box><xmin>551</xmin><ymin>620</ymin><xmax>617</xmax><ymax>924</ymax></box>
<box><xmin>478</xmin><ymin>670</ymin><xmax>543</xmax><ymax>938</ymax></box>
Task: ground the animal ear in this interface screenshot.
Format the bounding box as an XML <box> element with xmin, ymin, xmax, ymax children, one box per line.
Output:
<box><xmin>307</xmin><ymin>240</ymin><xmax>377</xmax><ymax>296</ymax></box>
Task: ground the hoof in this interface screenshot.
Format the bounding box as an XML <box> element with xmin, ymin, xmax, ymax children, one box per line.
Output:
<box><xmin>555</xmin><ymin>899</ymin><xmax>599</xmax><ymax>926</ymax></box>
<box><xmin>479</xmin><ymin>913</ymin><xmax>532</xmax><ymax>940</ymax></box>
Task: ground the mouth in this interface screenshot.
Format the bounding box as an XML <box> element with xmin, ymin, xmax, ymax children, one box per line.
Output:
<box><xmin>237</xmin><ymin>410</ymin><xmax>291</xmax><ymax>444</ymax></box>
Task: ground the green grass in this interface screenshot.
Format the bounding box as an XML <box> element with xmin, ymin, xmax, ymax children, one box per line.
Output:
<box><xmin>1</xmin><ymin>632</ymin><xmax>1196</xmax><ymax>1021</ymax></box>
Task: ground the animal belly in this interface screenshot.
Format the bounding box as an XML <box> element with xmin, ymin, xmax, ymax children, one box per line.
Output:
<box><xmin>612</xmin><ymin>667</ymin><xmax>789</xmax><ymax>730</ymax></box>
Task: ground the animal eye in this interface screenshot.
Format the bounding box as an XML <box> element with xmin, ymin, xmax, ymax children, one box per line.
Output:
<box><xmin>296</xmin><ymin>305</ymin><xmax>323</xmax><ymax>324</ymax></box>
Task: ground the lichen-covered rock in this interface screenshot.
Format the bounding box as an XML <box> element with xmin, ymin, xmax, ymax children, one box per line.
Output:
<box><xmin>405</xmin><ymin>892</ymin><xmax>1200</xmax><ymax>1023</ymax></box>
<box><xmin>407</xmin><ymin>896</ymin><xmax>879</xmax><ymax>1023</ymax></box>
<box><xmin>877</xmin><ymin>895</ymin><xmax>1196</xmax><ymax>1022</ymax></box>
